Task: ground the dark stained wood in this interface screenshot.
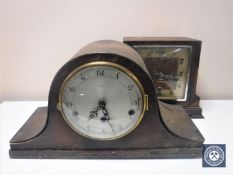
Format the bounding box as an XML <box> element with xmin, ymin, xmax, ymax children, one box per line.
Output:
<box><xmin>123</xmin><ymin>37</ymin><xmax>200</xmax><ymax>42</ymax></box>
<box><xmin>159</xmin><ymin>101</ymin><xmax>204</xmax><ymax>142</ymax></box>
<box><xmin>10</xmin><ymin>107</ymin><xmax>48</xmax><ymax>143</ymax></box>
<box><xmin>10</xmin><ymin>148</ymin><xmax>203</xmax><ymax>159</ymax></box>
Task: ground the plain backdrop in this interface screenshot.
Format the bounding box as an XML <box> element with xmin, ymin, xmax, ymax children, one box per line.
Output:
<box><xmin>0</xmin><ymin>0</ymin><xmax>233</xmax><ymax>102</ymax></box>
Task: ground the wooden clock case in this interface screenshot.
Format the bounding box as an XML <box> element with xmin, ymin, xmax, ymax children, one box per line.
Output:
<box><xmin>123</xmin><ymin>37</ymin><xmax>203</xmax><ymax>118</ymax></box>
<box><xmin>9</xmin><ymin>40</ymin><xmax>204</xmax><ymax>159</ymax></box>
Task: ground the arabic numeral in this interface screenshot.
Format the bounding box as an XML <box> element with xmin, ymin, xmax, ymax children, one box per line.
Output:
<box><xmin>133</xmin><ymin>98</ymin><xmax>140</xmax><ymax>107</ymax></box>
<box><xmin>128</xmin><ymin>84</ymin><xmax>133</xmax><ymax>90</ymax></box>
<box><xmin>80</xmin><ymin>74</ymin><xmax>86</xmax><ymax>80</ymax></box>
<box><xmin>179</xmin><ymin>58</ymin><xmax>184</xmax><ymax>64</ymax></box>
<box><xmin>97</xmin><ymin>69</ymin><xmax>104</xmax><ymax>76</ymax></box>
<box><xmin>65</xmin><ymin>101</ymin><xmax>72</xmax><ymax>108</ymax></box>
<box><xmin>116</xmin><ymin>72</ymin><xmax>120</xmax><ymax>79</ymax></box>
<box><xmin>147</xmin><ymin>50</ymin><xmax>152</xmax><ymax>57</ymax></box>
<box><xmin>69</xmin><ymin>87</ymin><xmax>75</xmax><ymax>92</ymax></box>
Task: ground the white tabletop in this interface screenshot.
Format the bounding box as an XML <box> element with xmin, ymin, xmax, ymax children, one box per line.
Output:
<box><xmin>1</xmin><ymin>100</ymin><xmax>233</xmax><ymax>175</ymax></box>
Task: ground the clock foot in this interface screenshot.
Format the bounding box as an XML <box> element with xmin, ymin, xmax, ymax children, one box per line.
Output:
<box><xmin>185</xmin><ymin>107</ymin><xmax>204</xmax><ymax>119</ymax></box>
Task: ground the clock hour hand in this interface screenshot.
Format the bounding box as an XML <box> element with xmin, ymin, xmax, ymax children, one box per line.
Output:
<box><xmin>88</xmin><ymin>111</ymin><xmax>97</xmax><ymax>120</ymax></box>
<box><xmin>88</xmin><ymin>106</ymin><xmax>101</xmax><ymax>121</ymax></box>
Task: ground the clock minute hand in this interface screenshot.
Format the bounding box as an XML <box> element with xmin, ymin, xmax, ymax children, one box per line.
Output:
<box><xmin>102</xmin><ymin>108</ymin><xmax>110</xmax><ymax>120</ymax></box>
<box><xmin>100</xmin><ymin>106</ymin><xmax>116</xmax><ymax>135</ymax></box>
<box><xmin>97</xmin><ymin>101</ymin><xmax>110</xmax><ymax>121</ymax></box>
<box><xmin>101</xmin><ymin>107</ymin><xmax>110</xmax><ymax>121</ymax></box>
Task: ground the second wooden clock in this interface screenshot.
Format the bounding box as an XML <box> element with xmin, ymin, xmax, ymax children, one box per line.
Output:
<box><xmin>124</xmin><ymin>37</ymin><xmax>203</xmax><ymax>118</ymax></box>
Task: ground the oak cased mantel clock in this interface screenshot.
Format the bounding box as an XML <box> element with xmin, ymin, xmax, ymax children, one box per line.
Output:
<box><xmin>123</xmin><ymin>37</ymin><xmax>203</xmax><ymax>118</ymax></box>
<box><xmin>9</xmin><ymin>40</ymin><xmax>204</xmax><ymax>159</ymax></box>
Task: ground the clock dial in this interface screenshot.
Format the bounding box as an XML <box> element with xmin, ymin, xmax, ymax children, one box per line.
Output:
<box><xmin>59</xmin><ymin>62</ymin><xmax>146</xmax><ymax>140</ymax></box>
<box><xmin>133</xmin><ymin>46</ymin><xmax>190</xmax><ymax>101</ymax></box>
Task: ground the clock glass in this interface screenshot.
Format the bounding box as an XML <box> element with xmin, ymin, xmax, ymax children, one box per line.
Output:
<box><xmin>59</xmin><ymin>62</ymin><xmax>146</xmax><ymax>140</ymax></box>
<box><xmin>133</xmin><ymin>46</ymin><xmax>190</xmax><ymax>101</ymax></box>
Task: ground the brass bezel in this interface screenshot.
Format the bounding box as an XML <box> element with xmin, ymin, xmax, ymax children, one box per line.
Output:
<box><xmin>58</xmin><ymin>61</ymin><xmax>148</xmax><ymax>141</ymax></box>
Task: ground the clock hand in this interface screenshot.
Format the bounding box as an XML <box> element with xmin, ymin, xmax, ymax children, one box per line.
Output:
<box><xmin>102</xmin><ymin>108</ymin><xmax>110</xmax><ymax>120</ymax></box>
<box><xmin>99</xmin><ymin>106</ymin><xmax>116</xmax><ymax>135</ymax></box>
<box><xmin>106</xmin><ymin>120</ymin><xmax>116</xmax><ymax>135</ymax></box>
<box><xmin>101</xmin><ymin>107</ymin><xmax>110</xmax><ymax>121</ymax></box>
<box><xmin>89</xmin><ymin>101</ymin><xmax>109</xmax><ymax>121</ymax></box>
<box><xmin>88</xmin><ymin>111</ymin><xmax>97</xmax><ymax>120</ymax></box>
<box><xmin>88</xmin><ymin>106</ymin><xmax>101</xmax><ymax>121</ymax></box>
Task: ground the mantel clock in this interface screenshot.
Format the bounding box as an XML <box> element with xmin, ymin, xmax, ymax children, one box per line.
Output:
<box><xmin>124</xmin><ymin>37</ymin><xmax>203</xmax><ymax>118</ymax></box>
<box><xmin>9</xmin><ymin>40</ymin><xmax>204</xmax><ymax>159</ymax></box>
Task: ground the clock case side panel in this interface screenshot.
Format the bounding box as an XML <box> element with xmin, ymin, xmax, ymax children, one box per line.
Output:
<box><xmin>123</xmin><ymin>37</ymin><xmax>203</xmax><ymax>118</ymax></box>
